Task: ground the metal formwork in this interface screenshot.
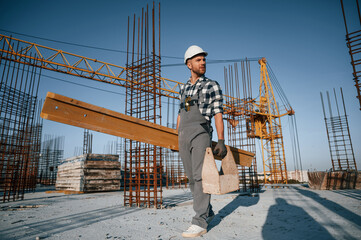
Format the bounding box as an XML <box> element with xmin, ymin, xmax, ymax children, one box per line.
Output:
<box><xmin>124</xmin><ymin>3</ymin><xmax>163</xmax><ymax>207</ymax></box>
<box><xmin>320</xmin><ymin>88</ymin><xmax>357</xmax><ymax>171</ymax></box>
<box><xmin>0</xmin><ymin>39</ymin><xmax>42</xmax><ymax>202</ymax></box>
<box><xmin>224</xmin><ymin>62</ymin><xmax>259</xmax><ymax>192</ymax></box>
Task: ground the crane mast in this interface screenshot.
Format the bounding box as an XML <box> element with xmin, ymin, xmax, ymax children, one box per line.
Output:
<box><xmin>250</xmin><ymin>57</ymin><xmax>289</xmax><ymax>184</ymax></box>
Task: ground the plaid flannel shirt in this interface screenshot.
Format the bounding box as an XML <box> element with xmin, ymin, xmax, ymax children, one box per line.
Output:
<box><xmin>179</xmin><ymin>76</ymin><xmax>224</xmax><ymax>121</ymax></box>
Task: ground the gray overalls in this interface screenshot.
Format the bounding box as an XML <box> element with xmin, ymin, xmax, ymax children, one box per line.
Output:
<box><xmin>178</xmin><ymin>81</ymin><xmax>214</xmax><ymax>229</ymax></box>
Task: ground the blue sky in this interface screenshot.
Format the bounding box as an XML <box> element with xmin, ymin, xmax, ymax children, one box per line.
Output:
<box><xmin>1</xmin><ymin>0</ymin><xmax>360</xmax><ymax>171</ymax></box>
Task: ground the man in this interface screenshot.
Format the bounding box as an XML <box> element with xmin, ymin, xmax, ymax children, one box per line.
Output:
<box><xmin>176</xmin><ymin>45</ymin><xmax>227</xmax><ymax>238</ymax></box>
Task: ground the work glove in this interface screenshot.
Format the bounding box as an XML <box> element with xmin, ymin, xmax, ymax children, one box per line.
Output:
<box><xmin>213</xmin><ymin>139</ymin><xmax>227</xmax><ymax>159</ymax></box>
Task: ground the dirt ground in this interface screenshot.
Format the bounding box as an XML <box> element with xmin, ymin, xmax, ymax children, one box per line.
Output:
<box><xmin>0</xmin><ymin>184</ymin><xmax>360</xmax><ymax>240</ymax></box>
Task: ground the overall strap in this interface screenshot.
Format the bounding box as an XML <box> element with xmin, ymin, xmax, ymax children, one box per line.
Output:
<box><xmin>179</xmin><ymin>77</ymin><xmax>208</xmax><ymax>109</ymax></box>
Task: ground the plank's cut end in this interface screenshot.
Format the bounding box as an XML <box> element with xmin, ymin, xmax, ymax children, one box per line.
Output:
<box><xmin>40</xmin><ymin>113</ymin><xmax>49</xmax><ymax>120</ymax></box>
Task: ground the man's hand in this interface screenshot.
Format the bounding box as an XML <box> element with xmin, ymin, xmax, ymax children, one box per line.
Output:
<box><xmin>213</xmin><ymin>139</ymin><xmax>227</xmax><ymax>159</ymax></box>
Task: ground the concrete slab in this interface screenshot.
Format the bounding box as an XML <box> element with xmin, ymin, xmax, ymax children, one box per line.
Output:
<box><xmin>0</xmin><ymin>185</ymin><xmax>360</xmax><ymax>239</ymax></box>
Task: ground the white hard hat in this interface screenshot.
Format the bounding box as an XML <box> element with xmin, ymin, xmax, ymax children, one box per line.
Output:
<box><xmin>184</xmin><ymin>45</ymin><xmax>208</xmax><ymax>64</ymax></box>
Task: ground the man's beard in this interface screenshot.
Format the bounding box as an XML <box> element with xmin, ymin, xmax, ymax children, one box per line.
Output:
<box><xmin>194</xmin><ymin>67</ymin><xmax>206</xmax><ymax>76</ymax></box>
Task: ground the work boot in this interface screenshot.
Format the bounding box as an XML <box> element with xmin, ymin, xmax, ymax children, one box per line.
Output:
<box><xmin>182</xmin><ymin>224</ymin><xmax>207</xmax><ymax>238</ymax></box>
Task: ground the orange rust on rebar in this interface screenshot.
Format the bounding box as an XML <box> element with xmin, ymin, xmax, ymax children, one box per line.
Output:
<box><xmin>224</xmin><ymin>61</ymin><xmax>259</xmax><ymax>192</ymax></box>
<box><xmin>0</xmin><ymin>41</ymin><xmax>43</xmax><ymax>202</ymax></box>
<box><xmin>340</xmin><ymin>0</ymin><xmax>361</xmax><ymax>110</ymax></box>
<box><xmin>320</xmin><ymin>88</ymin><xmax>357</xmax><ymax>172</ymax></box>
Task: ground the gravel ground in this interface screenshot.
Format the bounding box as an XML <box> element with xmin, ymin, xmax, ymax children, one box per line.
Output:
<box><xmin>0</xmin><ymin>184</ymin><xmax>360</xmax><ymax>240</ymax></box>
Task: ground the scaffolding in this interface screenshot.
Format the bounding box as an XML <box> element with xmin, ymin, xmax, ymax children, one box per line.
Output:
<box><xmin>0</xmin><ymin>39</ymin><xmax>43</xmax><ymax>202</ymax></box>
<box><xmin>320</xmin><ymin>88</ymin><xmax>357</xmax><ymax>171</ymax></box>
<box><xmin>124</xmin><ymin>3</ymin><xmax>163</xmax><ymax>208</ymax></box>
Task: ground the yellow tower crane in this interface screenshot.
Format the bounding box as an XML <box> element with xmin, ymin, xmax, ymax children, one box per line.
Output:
<box><xmin>248</xmin><ymin>57</ymin><xmax>294</xmax><ymax>184</ymax></box>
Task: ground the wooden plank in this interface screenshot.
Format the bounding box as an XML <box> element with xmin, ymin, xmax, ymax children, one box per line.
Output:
<box><xmin>46</xmin><ymin>190</ymin><xmax>85</xmax><ymax>194</ymax></box>
<box><xmin>57</xmin><ymin>173</ymin><xmax>84</xmax><ymax>178</ymax></box>
<box><xmin>58</xmin><ymin>162</ymin><xmax>84</xmax><ymax>168</ymax></box>
<box><xmin>86</xmin><ymin>154</ymin><xmax>119</xmax><ymax>161</ymax></box>
<box><xmin>41</xmin><ymin>92</ymin><xmax>254</xmax><ymax>167</ymax></box>
<box><xmin>56</xmin><ymin>154</ymin><xmax>122</xmax><ymax>193</ymax></box>
<box><xmin>85</xmin><ymin>179</ymin><xmax>121</xmax><ymax>184</ymax></box>
<box><xmin>84</xmin><ymin>170</ymin><xmax>121</xmax><ymax>179</ymax></box>
<box><xmin>41</xmin><ymin>92</ymin><xmax>178</xmax><ymax>150</ymax></box>
<box><xmin>85</xmin><ymin>186</ymin><xmax>120</xmax><ymax>192</ymax></box>
<box><xmin>84</xmin><ymin>161</ymin><xmax>121</xmax><ymax>169</ymax></box>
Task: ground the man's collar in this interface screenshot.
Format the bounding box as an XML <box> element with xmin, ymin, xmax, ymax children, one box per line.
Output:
<box><xmin>187</xmin><ymin>75</ymin><xmax>206</xmax><ymax>85</ymax></box>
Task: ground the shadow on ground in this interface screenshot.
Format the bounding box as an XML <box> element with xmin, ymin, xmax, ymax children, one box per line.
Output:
<box><xmin>1</xmin><ymin>191</ymin><xmax>118</xmax><ymax>207</ymax></box>
<box><xmin>294</xmin><ymin>186</ymin><xmax>361</xmax><ymax>227</ymax></box>
<box><xmin>262</xmin><ymin>197</ymin><xmax>335</xmax><ymax>240</ymax></box>
<box><xmin>162</xmin><ymin>191</ymin><xmax>193</xmax><ymax>207</ymax></box>
<box><xmin>0</xmin><ymin>205</ymin><xmax>142</xmax><ymax>240</ymax></box>
<box><xmin>208</xmin><ymin>192</ymin><xmax>260</xmax><ymax>231</ymax></box>
<box><xmin>261</xmin><ymin>186</ymin><xmax>361</xmax><ymax>240</ymax></box>
<box><xmin>0</xmin><ymin>190</ymin><xmax>196</xmax><ymax>240</ymax></box>
<box><xmin>333</xmin><ymin>189</ymin><xmax>361</xmax><ymax>201</ymax></box>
